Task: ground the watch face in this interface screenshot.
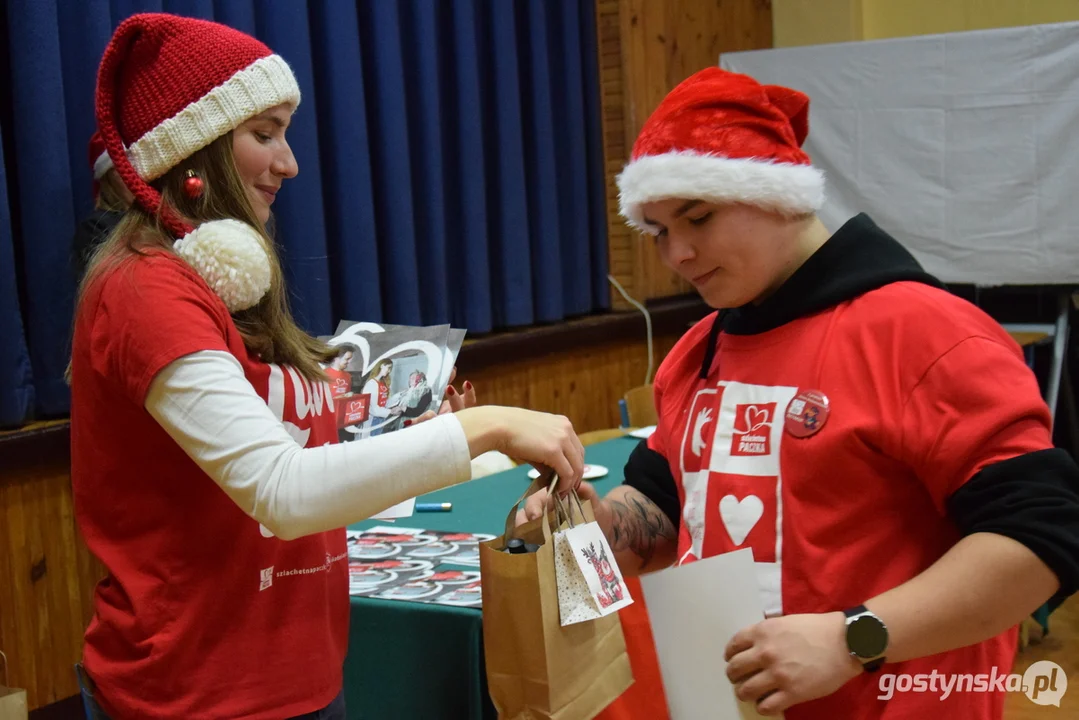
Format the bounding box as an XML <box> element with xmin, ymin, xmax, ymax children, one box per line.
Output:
<box><xmin>848</xmin><ymin>615</ymin><xmax>889</xmax><ymax>658</ymax></box>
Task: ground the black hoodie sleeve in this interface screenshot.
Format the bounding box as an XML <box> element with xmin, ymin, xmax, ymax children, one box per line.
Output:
<box><xmin>622</xmin><ymin>439</ymin><xmax>681</xmax><ymax>531</ymax></box>
<box><xmin>947</xmin><ymin>448</ymin><xmax>1079</xmax><ymax>612</ymax></box>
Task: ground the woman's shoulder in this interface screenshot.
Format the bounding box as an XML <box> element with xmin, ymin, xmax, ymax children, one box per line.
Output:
<box><xmin>93</xmin><ymin>248</ymin><xmax>223</xmax><ymax>310</ymax></box>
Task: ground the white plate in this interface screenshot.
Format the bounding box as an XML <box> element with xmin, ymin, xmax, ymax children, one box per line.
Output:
<box><xmin>528</xmin><ymin>464</ymin><xmax>609</xmax><ymax>481</ymax></box>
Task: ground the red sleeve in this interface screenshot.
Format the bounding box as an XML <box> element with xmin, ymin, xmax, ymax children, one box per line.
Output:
<box><xmin>89</xmin><ymin>254</ymin><xmax>233</xmax><ymax>404</ymax></box>
<box><xmin>899</xmin><ymin>335</ymin><xmax>1054</xmax><ymax>513</ymax></box>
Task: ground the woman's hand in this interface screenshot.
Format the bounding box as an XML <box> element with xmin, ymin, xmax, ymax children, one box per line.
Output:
<box><xmin>440</xmin><ymin>367</ymin><xmax>477</xmax><ymax>413</ymax></box>
<box><xmin>456</xmin><ymin>406</ymin><xmax>584</xmax><ymax>491</ymax></box>
<box><xmin>405</xmin><ymin>367</ymin><xmax>477</xmax><ymax>427</ymax></box>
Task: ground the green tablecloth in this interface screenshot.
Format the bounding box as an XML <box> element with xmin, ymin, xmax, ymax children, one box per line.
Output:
<box><xmin>343</xmin><ymin>436</ymin><xmax>640</xmax><ymax>719</ymax></box>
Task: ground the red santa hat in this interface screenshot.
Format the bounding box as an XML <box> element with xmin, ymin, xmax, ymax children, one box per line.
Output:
<box><xmin>95</xmin><ymin>12</ymin><xmax>301</xmax><ymax>312</ymax></box>
<box><xmin>616</xmin><ymin>67</ymin><xmax>825</xmax><ymax>234</ymax></box>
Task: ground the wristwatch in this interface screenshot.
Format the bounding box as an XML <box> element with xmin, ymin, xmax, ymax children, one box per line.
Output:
<box><xmin>843</xmin><ymin>605</ymin><xmax>888</xmax><ymax>672</ymax></box>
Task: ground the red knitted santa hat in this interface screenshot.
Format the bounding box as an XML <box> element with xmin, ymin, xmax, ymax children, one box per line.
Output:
<box><xmin>616</xmin><ymin>67</ymin><xmax>825</xmax><ymax>233</ymax></box>
<box><xmin>95</xmin><ymin>13</ymin><xmax>301</xmax><ymax>312</ymax></box>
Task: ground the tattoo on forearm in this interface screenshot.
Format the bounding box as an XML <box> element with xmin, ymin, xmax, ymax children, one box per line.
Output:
<box><xmin>607</xmin><ymin>489</ymin><xmax>677</xmax><ymax>570</ymax></box>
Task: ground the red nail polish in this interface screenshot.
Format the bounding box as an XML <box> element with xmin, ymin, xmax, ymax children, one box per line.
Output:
<box><xmin>447</xmin><ymin>386</ymin><xmax>456</xmax><ymax>396</ymax></box>
<box><xmin>404</xmin><ymin>419</ymin><xmax>412</xmax><ymax>427</ymax></box>
<box><xmin>464</xmin><ymin>381</ymin><xmax>473</xmax><ymax>391</ymax></box>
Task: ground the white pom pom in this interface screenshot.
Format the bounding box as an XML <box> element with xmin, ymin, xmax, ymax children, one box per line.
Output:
<box><xmin>174</xmin><ymin>219</ymin><xmax>272</xmax><ymax>312</ymax></box>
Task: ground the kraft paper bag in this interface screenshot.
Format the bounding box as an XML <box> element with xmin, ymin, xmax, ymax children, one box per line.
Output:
<box><xmin>480</xmin><ymin>474</ymin><xmax>633</xmax><ymax>720</ymax></box>
<box><xmin>0</xmin><ymin>652</ymin><xmax>28</xmax><ymax>720</ymax></box>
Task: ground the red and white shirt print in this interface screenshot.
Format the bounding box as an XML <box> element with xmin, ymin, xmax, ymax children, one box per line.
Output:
<box><xmin>678</xmin><ymin>382</ymin><xmax>795</xmax><ymax>616</ymax></box>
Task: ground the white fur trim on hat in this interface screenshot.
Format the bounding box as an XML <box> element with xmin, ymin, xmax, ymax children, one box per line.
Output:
<box><xmin>128</xmin><ymin>54</ymin><xmax>300</xmax><ymax>181</ymax></box>
<box><xmin>94</xmin><ymin>150</ymin><xmax>114</xmax><ymax>180</ymax></box>
<box><xmin>174</xmin><ymin>219</ymin><xmax>272</xmax><ymax>313</ymax></box>
<box><xmin>616</xmin><ymin>150</ymin><xmax>825</xmax><ymax>234</ymax></box>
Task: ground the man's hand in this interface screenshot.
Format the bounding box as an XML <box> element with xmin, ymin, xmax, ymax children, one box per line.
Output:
<box><xmin>516</xmin><ymin>484</ymin><xmax>677</xmax><ymax>575</ymax></box>
<box><xmin>724</xmin><ymin>612</ymin><xmax>861</xmax><ymax>715</ymax></box>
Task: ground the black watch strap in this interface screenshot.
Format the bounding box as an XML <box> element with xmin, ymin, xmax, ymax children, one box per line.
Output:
<box><xmin>862</xmin><ymin>657</ymin><xmax>886</xmax><ymax>673</ymax></box>
<box><xmin>843</xmin><ymin>604</ymin><xmax>869</xmax><ymax>618</ymax></box>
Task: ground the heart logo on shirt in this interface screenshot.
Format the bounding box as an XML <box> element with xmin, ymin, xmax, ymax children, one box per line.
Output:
<box><xmin>719</xmin><ymin>494</ymin><xmax>764</xmax><ymax>546</ymax></box>
<box><xmin>745</xmin><ymin>406</ymin><xmax>770</xmax><ymax>433</ymax></box>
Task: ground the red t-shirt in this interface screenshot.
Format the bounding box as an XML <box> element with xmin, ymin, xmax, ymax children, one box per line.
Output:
<box><xmin>617</xmin><ymin>281</ymin><xmax>1053</xmax><ymax>720</ymax></box>
<box><xmin>325</xmin><ymin>367</ymin><xmax>351</xmax><ymax>399</ymax></box>
<box><xmin>70</xmin><ymin>251</ymin><xmax>349</xmax><ymax>719</ymax></box>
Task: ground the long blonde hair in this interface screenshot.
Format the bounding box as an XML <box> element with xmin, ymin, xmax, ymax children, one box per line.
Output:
<box><xmin>76</xmin><ymin>133</ymin><xmax>335</xmax><ymax>381</ymax></box>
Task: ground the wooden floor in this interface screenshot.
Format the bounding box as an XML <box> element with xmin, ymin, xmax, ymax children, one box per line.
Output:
<box><xmin>1006</xmin><ymin>593</ymin><xmax>1078</xmax><ymax>718</ymax></box>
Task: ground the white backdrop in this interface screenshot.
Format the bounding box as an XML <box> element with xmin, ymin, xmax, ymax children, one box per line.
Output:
<box><xmin>721</xmin><ymin>22</ymin><xmax>1079</xmax><ymax>285</ymax></box>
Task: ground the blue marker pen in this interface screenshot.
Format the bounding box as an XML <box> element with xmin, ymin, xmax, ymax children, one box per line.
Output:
<box><xmin>415</xmin><ymin>502</ymin><xmax>452</xmax><ymax>512</ymax></box>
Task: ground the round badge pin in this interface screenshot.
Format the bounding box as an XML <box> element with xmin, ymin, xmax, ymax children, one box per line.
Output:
<box><xmin>784</xmin><ymin>390</ymin><xmax>830</xmax><ymax>438</ymax></box>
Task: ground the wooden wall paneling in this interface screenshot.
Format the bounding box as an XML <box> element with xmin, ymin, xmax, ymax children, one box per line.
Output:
<box><xmin>462</xmin><ymin>333</ymin><xmax>681</xmax><ymax>434</ymax></box>
<box><xmin>0</xmin><ymin>458</ymin><xmax>105</xmax><ymax>710</ymax></box>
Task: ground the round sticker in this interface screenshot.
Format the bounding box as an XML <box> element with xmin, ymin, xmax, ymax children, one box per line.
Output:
<box><xmin>436</xmin><ymin>581</ymin><xmax>483</xmax><ymax>607</ymax></box>
<box><xmin>347</xmin><ymin>537</ymin><xmax>402</xmax><ymax>561</ymax></box>
<box><xmin>372</xmin><ymin>580</ymin><xmax>444</xmax><ymax>601</ymax></box>
<box><xmin>528</xmin><ymin>464</ymin><xmax>608</xmax><ymax>481</ymax></box>
<box><xmin>784</xmin><ymin>390</ymin><xmax>830</xmax><ymax>438</ymax></box>
<box><xmin>407</xmin><ymin>542</ymin><xmax>461</xmax><ymax>559</ymax></box>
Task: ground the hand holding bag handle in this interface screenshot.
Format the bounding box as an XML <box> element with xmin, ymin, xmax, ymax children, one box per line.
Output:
<box><xmin>501</xmin><ymin>469</ymin><xmax>572</xmax><ymax>546</ymax></box>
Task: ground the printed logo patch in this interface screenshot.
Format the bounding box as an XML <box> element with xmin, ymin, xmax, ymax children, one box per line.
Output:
<box><xmin>681</xmin><ymin>389</ymin><xmax>719</xmax><ymax>475</ymax></box>
<box><xmin>730</xmin><ymin>403</ymin><xmax>775</xmax><ymax>456</ymax></box>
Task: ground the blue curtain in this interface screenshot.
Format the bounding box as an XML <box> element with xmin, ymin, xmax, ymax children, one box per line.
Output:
<box><xmin>0</xmin><ymin>0</ymin><xmax>609</xmax><ymax>428</ymax></box>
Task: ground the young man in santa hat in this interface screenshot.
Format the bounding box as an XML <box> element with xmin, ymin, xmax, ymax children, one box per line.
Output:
<box><xmin>520</xmin><ymin>66</ymin><xmax>1079</xmax><ymax>719</ymax></box>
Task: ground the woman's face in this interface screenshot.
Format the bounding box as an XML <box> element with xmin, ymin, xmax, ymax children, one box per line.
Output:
<box><xmin>333</xmin><ymin>351</ymin><xmax>353</xmax><ymax>370</ymax></box>
<box><xmin>640</xmin><ymin>200</ymin><xmax>801</xmax><ymax>309</ymax></box>
<box><xmin>377</xmin><ymin>364</ymin><xmax>391</xmax><ymax>380</ymax></box>
<box><xmin>232</xmin><ymin>103</ymin><xmax>299</xmax><ymax>224</ymax></box>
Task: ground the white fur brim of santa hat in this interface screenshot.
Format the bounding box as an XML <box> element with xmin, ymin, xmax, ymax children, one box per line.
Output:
<box><xmin>616</xmin><ymin>150</ymin><xmax>826</xmax><ymax>234</ymax></box>
<box><xmin>93</xmin><ymin>55</ymin><xmax>297</xmax><ymax>184</ymax></box>
<box><xmin>128</xmin><ymin>54</ymin><xmax>299</xmax><ymax>182</ymax></box>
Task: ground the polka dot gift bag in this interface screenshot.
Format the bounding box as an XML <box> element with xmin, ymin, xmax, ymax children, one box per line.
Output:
<box><xmin>552</xmin><ymin>490</ymin><xmax>635</xmax><ymax>626</ymax></box>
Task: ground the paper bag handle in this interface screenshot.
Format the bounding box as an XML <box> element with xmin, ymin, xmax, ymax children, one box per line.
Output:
<box><xmin>501</xmin><ymin>469</ymin><xmax>560</xmax><ymax>542</ymax></box>
<box><xmin>552</xmin><ymin>487</ymin><xmax>587</xmax><ymax>529</ymax></box>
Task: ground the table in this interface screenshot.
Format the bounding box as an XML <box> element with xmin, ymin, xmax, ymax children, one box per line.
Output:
<box><xmin>342</xmin><ymin>436</ymin><xmax>640</xmax><ymax>719</ymax></box>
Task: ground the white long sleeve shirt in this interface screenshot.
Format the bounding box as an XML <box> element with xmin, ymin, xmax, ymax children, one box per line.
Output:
<box><xmin>145</xmin><ymin>350</ymin><xmax>473</xmax><ymax>540</ymax></box>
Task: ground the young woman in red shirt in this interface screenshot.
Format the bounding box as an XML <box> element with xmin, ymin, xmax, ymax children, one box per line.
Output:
<box><xmin>70</xmin><ymin>13</ymin><xmax>583</xmax><ymax>719</ymax></box>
